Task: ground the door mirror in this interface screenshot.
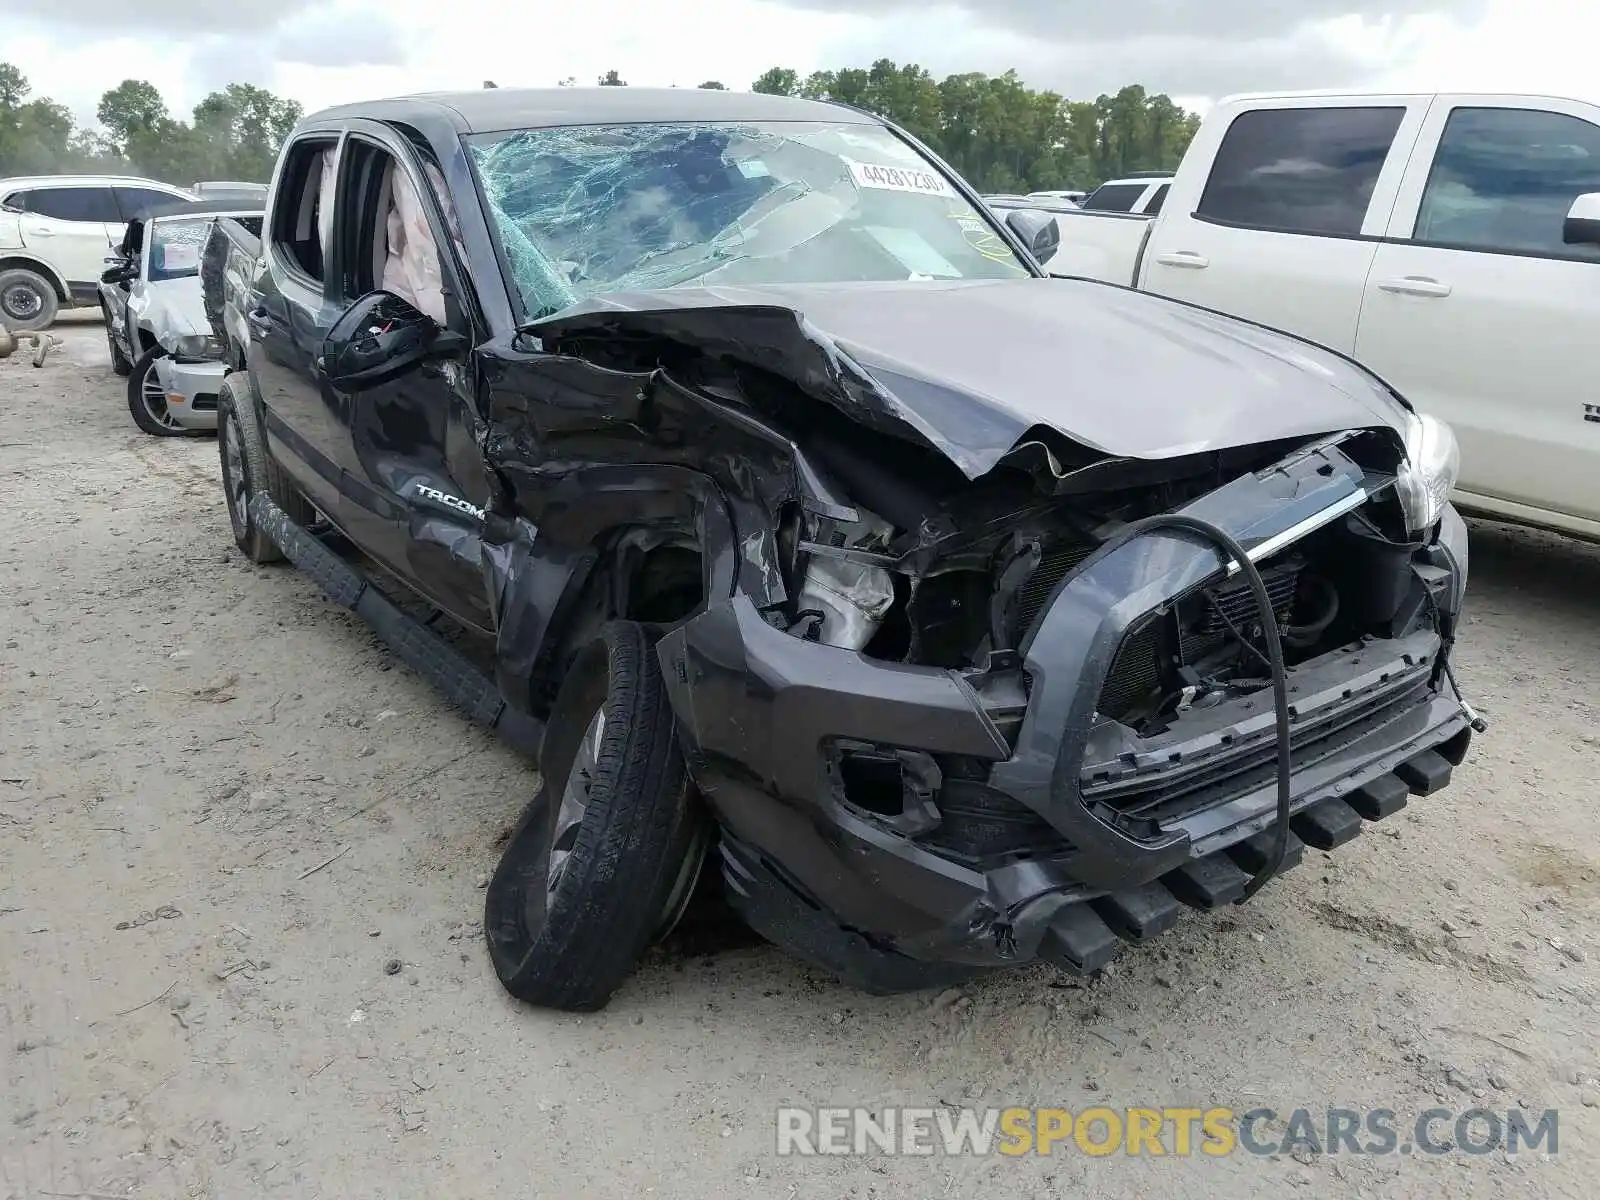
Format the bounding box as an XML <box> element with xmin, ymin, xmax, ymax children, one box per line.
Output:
<box><xmin>1004</xmin><ymin>208</ymin><xmax>1061</xmax><ymax>265</ymax></box>
<box><xmin>100</xmin><ymin>261</ymin><xmax>137</xmax><ymax>285</ymax></box>
<box><xmin>320</xmin><ymin>291</ymin><xmax>467</xmax><ymax>391</ymax></box>
<box><xmin>1562</xmin><ymin>192</ymin><xmax>1600</xmax><ymax>246</ymax></box>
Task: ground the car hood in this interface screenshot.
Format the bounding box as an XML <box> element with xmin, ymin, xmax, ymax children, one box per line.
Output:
<box><xmin>531</xmin><ymin>277</ymin><xmax>1413</xmax><ymax>479</ymax></box>
<box><xmin>138</xmin><ymin>277</ymin><xmax>208</xmax><ymax>345</ymax></box>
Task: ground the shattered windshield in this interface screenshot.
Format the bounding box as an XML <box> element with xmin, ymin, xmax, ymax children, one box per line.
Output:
<box><xmin>466</xmin><ymin>121</ymin><xmax>1030</xmax><ymax>321</ymax></box>
<box><xmin>147</xmin><ymin>218</ymin><xmax>212</xmax><ymax>283</ymax></box>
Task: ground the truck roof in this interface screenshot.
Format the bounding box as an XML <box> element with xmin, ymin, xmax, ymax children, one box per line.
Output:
<box><xmin>1215</xmin><ymin>87</ymin><xmax>1599</xmax><ymax>106</ymax></box>
<box><xmin>303</xmin><ymin>86</ymin><xmax>877</xmax><ymax>135</ymax></box>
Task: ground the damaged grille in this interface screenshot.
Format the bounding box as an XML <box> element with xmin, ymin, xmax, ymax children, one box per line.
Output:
<box><xmin>1194</xmin><ymin>563</ymin><xmax>1301</xmax><ymax>637</ymax></box>
<box><xmin>1095</xmin><ymin>558</ymin><xmax>1305</xmax><ymax>722</ymax></box>
<box><xmin>1014</xmin><ymin>541</ymin><xmax>1095</xmax><ymax>636</ymax></box>
<box><xmin>1086</xmin><ymin>672</ymin><xmax>1435</xmax><ymax>826</ymax></box>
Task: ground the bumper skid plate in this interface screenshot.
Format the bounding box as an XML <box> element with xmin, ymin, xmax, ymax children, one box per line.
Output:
<box><xmin>718</xmin><ymin>742</ymin><xmax>1465</xmax><ymax>991</ymax></box>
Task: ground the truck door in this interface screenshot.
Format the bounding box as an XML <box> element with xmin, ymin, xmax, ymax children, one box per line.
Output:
<box><xmin>1355</xmin><ymin>96</ymin><xmax>1600</xmax><ymax>534</ymax></box>
<box><xmin>318</xmin><ymin>123</ymin><xmax>494</xmax><ymax>631</ymax></box>
<box><xmin>1137</xmin><ymin>98</ymin><xmax>1428</xmax><ymax>353</ymax></box>
<box><xmin>250</xmin><ymin>133</ymin><xmax>346</xmax><ymax>517</ymax></box>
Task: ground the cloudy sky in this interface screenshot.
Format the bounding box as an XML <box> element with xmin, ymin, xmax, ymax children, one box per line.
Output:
<box><xmin>5</xmin><ymin>0</ymin><xmax>1597</xmax><ymax>128</ymax></box>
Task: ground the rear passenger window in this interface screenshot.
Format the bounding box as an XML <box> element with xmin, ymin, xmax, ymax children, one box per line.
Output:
<box><xmin>271</xmin><ymin>136</ymin><xmax>340</xmax><ymax>283</ymax></box>
<box><xmin>1083</xmin><ymin>183</ymin><xmax>1145</xmax><ymax>212</ymax></box>
<box><xmin>1413</xmin><ymin>107</ymin><xmax>1600</xmax><ymax>261</ymax></box>
<box><xmin>1144</xmin><ymin>184</ymin><xmax>1170</xmax><ymax>215</ymax></box>
<box><xmin>23</xmin><ymin>186</ymin><xmax>121</xmax><ymax>223</ymax></box>
<box><xmin>1197</xmin><ymin>107</ymin><xmax>1406</xmax><ymax>236</ymax></box>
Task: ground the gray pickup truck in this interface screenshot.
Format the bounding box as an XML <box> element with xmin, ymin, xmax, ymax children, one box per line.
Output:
<box><xmin>206</xmin><ymin>86</ymin><xmax>1480</xmax><ymax>1012</ymax></box>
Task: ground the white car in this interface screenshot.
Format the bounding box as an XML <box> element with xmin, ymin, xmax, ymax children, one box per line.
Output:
<box><xmin>0</xmin><ymin>174</ymin><xmax>193</xmax><ymax>330</ymax></box>
<box><xmin>1042</xmin><ymin>89</ymin><xmax>1600</xmax><ymax>542</ymax></box>
<box><xmin>99</xmin><ymin>199</ymin><xmax>262</xmax><ymax>436</ymax></box>
<box><xmin>1079</xmin><ymin>174</ymin><xmax>1174</xmax><ymax>215</ymax></box>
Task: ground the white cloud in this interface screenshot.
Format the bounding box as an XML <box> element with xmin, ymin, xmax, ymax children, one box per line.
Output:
<box><xmin>6</xmin><ymin>0</ymin><xmax>1600</xmax><ymax>135</ymax></box>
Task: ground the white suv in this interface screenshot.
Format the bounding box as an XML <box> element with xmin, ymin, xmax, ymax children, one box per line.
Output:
<box><xmin>0</xmin><ymin>174</ymin><xmax>194</xmax><ymax>330</ymax></box>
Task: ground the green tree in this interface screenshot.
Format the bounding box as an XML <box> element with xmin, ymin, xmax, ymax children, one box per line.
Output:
<box><xmin>749</xmin><ymin>59</ymin><xmax>1202</xmax><ymax>192</ymax></box>
<box><xmin>192</xmin><ymin>83</ymin><xmax>302</xmax><ymax>182</ymax></box>
<box><xmin>698</xmin><ymin>81</ymin><xmax>727</xmax><ymax>90</ymax></box>
<box><xmin>597</xmin><ymin>69</ymin><xmax>627</xmax><ymax>86</ymax></box>
<box><xmin>96</xmin><ymin>79</ymin><xmax>169</xmax><ymax>156</ymax></box>
<box><xmin>750</xmin><ymin>68</ymin><xmax>799</xmax><ymax>96</ymax></box>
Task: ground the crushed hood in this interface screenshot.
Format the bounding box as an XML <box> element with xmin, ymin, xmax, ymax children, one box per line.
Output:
<box><xmin>136</xmin><ymin>276</ymin><xmax>208</xmax><ymax>346</ymax></box>
<box><xmin>531</xmin><ymin>277</ymin><xmax>1413</xmax><ymax>479</ymax></box>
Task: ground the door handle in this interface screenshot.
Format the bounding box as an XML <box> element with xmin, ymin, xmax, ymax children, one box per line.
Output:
<box><xmin>23</xmin><ymin>225</ymin><xmax>54</xmax><ymax>237</ymax></box>
<box><xmin>1153</xmin><ymin>249</ymin><xmax>1209</xmax><ymax>269</ymax></box>
<box><xmin>1377</xmin><ymin>275</ymin><xmax>1451</xmax><ymax>298</ymax></box>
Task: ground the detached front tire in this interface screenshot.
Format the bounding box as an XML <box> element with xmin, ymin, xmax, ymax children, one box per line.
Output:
<box><xmin>217</xmin><ymin>371</ymin><xmax>313</xmax><ymax>563</ymax></box>
<box><xmin>0</xmin><ymin>267</ymin><xmax>58</xmax><ymax>333</ymax></box>
<box><xmin>485</xmin><ymin>621</ymin><xmax>708</xmax><ymax>1012</ymax></box>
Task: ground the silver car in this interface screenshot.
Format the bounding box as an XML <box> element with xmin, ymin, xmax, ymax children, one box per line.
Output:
<box><xmin>99</xmin><ymin>200</ymin><xmax>263</xmax><ymax>436</ymax></box>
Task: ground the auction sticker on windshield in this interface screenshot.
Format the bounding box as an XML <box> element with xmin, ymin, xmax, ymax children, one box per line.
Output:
<box><xmin>844</xmin><ymin>158</ymin><xmax>958</xmax><ymax>199</ymax></box>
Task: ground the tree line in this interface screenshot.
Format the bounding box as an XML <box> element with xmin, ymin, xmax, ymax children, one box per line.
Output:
<box><xmin>1</xmin><ymin>58</ymin><xmax>1198</xmax><ymax>194</ymax></box>
<box><xmin>0</xmin><ymin>62</ymin><xmax>301</xmax><ymax>185</ymax></box>
<box><xmin>747</xmin><ymin>61</ymin><xmax>1199</xmax><ymax>193</ymax></box>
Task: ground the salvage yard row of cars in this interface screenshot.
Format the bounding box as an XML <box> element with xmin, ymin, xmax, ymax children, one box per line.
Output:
<box><xmin>0</xmin><ymin>174</ymin><xmax>269</xmax><ymax>433</ymax></box>
<box><xmin>10</xmin><ymin>83</ymin><xmax>1593</xmax><ymax>1012</ymax></box>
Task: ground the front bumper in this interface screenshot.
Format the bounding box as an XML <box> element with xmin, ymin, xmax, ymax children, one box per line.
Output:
<box><xmin>657</xmin><ymin>441</ymin><xmax>1475</xmax><ymax>987</ymax></box>
<box><xmin>152</xmin><ymin>357</ymin><xmax>226</xmax><ymax>430</ymax></box>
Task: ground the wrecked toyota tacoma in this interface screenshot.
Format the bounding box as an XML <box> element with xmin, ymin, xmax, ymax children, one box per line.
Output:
<box><xmin>210</xmin><ymin>87</ymin><xmax>1480</xmax><ymax>1011</ymax></box>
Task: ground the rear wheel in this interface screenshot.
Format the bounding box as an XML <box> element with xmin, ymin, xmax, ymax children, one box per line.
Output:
<box><xmin>485</xmin><ymin>621</ymin><xmax>709</xmax><ymax>1011</ymax></box>
<box><xmin>217</xmin><ymin>371</ymin><xmax>314</xmax><ymax>563</ymax></box>
<box><xmin>0</xmin><ymin>268</ymin><xmax>57</xmax><ymax>333</ymax></box>
<box><xmin>127</xmin><ymin>347</ymin><xmax>196</xmax><ymax>437</ymax></box>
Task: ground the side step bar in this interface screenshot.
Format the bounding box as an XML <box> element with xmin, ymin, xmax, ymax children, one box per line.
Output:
<box><xmin>251</xmin><ymin>494</ymin><xmax>545</xmax><ymax>761</ymax></box>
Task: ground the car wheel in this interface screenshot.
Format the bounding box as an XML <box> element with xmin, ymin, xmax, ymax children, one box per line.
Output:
<box><xmin>217</xmin><ymin>371</ymin><xmax>316</xmax><ymax>563</ymax></box>
<box><xmin>0</xmin><ymin>268</ymin><xmax>58</xmax><ymax>333</ymax></box>
<box><xmin>127</xmin><ymin>347</ymin><xmax>198</xmax><ymax>437</ymax></box>
<box><xmin>485</xmin><ymin>620</ymin><xmax>710</xmax><ymax>1012</ymax></box>
<box><xmin>103</xmin><ymin>304</ymin><xmax>132</xmax><ymax>376</ymax></box>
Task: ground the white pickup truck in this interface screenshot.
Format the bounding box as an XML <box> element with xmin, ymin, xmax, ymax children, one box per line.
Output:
<box><xmin>1046</xmin><ymin>90</ymin><xmax>1600</xmax><ymax>542</ymax></box>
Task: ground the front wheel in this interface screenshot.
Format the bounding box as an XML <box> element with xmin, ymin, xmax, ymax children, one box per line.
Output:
<box><xmin>127</xmin><ymin>347</ymin><xmax>197</xmax><ymax>437</ymax></box>
<box><xmin>485</xmin><ymin>621</ymin><xmax>709</xmax><ymax>1012</ymax></box>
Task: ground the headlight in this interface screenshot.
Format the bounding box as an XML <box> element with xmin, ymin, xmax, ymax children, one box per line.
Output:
<box><xmin>1394</xmin><ymin>412</ymin><xmax>1459</xmax><ymax>534</ymax></box>
<box><xmin>171</xmin><ymin>333</ymin><xmax>220</xmax><ymax>360</ymax></box>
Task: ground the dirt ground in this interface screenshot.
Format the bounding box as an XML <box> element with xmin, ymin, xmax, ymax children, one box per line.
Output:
<box><xmin>2</xmin><ymin>312</ymin><xmax>1598</xmax><ymax>1199</ymax></box>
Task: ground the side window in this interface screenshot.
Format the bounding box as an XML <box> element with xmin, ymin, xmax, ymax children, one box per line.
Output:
<box><xmin>1197</xmin><ymin>106</ymin><xmax>1406</xmax><ymax>236</ymax></box>
<box><xmin>336</xmin><ymin>138</ymin><xmax>448</xmax><ymax>324</ymax></box>
<box><xmin>1083</xmin><ymin>183</ymin><xmax>1144</xmax><ymax>212</ymax></box>
<box><xmin>1412</xmin><ymin>107</ymin><xmax>1600</xmax><ymax>261</ymax></box>
<box><xmin>24</xmin><ymin>186</ymin><xmax>121</xmax><ymax>223</ymax></box>
<box><xmin>113</xmin><ymin>186</ymin><xmax>183</xmax><ymax>220</ymax></box>
<box><xmin>1144</xmin><ymin>183</ymin><xmax>1170</xmax><ymax>215</ymax></box>
<box><xmin>270</xmin><ymin>137</ymin><xmax>340</xmax><ymax>283</ymax></box>
<box><xmin>1</xmin><ymin>190</ymin><xmax>26</xmax><ymax>211</ymax></box>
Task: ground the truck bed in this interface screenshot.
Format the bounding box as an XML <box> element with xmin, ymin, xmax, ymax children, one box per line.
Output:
<box><xmin>1043</xmin><ymin>208</ymin><xmax>1153</xmax><ymax>286</ymax></box>
<box><xmin>202</xmin><ymin>216</ymin><xmax>261</xmax><ymax>351</ymax></box>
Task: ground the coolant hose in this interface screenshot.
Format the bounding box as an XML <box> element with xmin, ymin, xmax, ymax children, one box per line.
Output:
<box><xmin>1091</xmin><ymin>514</ymin><xmax>1291</xmax><ymax>901</ymax></box>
